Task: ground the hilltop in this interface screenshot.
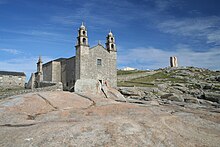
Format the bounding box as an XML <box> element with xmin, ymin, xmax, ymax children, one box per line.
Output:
<box><xmin>117</xmin><ymin>67</ymin><xmax>220</xmax><ymax>108</ymax></box>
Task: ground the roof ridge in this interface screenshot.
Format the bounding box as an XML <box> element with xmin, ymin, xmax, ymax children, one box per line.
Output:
<box><xmin>0</xmin><ymin>71</ymin><xmax>26</xmax><ymax>76</ymax></box>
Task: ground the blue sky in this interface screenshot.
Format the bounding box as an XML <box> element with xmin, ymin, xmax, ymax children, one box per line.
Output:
<box><xmin>0</xmin><ymin>0</ymin><xmax>220</xmax><ymax>79</ymax></box>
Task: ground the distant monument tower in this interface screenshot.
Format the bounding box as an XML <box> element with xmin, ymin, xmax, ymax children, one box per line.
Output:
<box><xmin>170</xmin><ymin>56</ymin><xmax>178</xmax><ymax>67</ymax></box>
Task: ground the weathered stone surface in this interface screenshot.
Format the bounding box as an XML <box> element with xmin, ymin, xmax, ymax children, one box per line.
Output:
<box><xmin>202</xmin><ymin>83</ymin><xmax>213</xmax><ymax>90</ymax></box>
<box><xmin>203</xmin><ymin>92</ymin><xmax>220</xmax><ymax>103</ymax></box>
<box><xmin>169</xmin><ymin>95</ymin><xmax>184</xmax><ymax>102</ymax></box>
<box><xmin>216</xmin><ymin>76</ymin><xmax>220</xmax><ymax>82</ymax></box>
<box><xmin>104</xmin><ymin>86</ymin><xmax>126</xmax><ymax>102</ymax></box>
<box><xmin>0</xmin><ymin>91</ymin><xmax>220</xmax><ymax>146</ymax></box>
<box><xmin>74</xmin><ymin>79</ymin><xmax>100</xmax><ymax>94</ymax></box>
<box><xmin>184</xmin><ymin>95</ymin><xmax>199</xmax><ymax>104</ymax></box>
<box><xmin>161</xmin><ymin>93</ymin><xmax>184</xmax><ymax>102</ymax></box>
<box><xmin>118</xmin><ymin>87</ymin><xmax>145</xmax><ymax>97</ymax></box>
<box><xmin>74</xmin><ymin>79</ymin><xmax>125</xmax><ymax>101</ymax></box>
<box><xmin>160</xmin><ymin>93</ymin><xmax>173</xmax><ymax>99</ymax></box>
<box><xmin>158</xmin><ymin>83</ymin><xmax>169</xmax><ymax>91</ymax></box>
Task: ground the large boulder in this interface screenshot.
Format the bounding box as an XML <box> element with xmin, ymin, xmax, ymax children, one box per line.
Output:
<box><xmin>183</xmin><ymin>95</ymin><xmax>199</xmax><ymax>104</ymax></box>
<box><xmin>103</xmin><ymin>86</ymin><xmax>126</xmax><ymax>102</ymax></box>
<box><xmin>118</xmin><ymin>87</ymin><xmax>145</xmax><ymax>97</ymax></box>
<box><xmin>216</xmin><ymin>76</ymin><xmax>220</xmax><ymax>82</ymax></box>
<box><xmin>158</xmin><ymin>83</ymin><xmax>169</xmax><ymax>91</ymax></box>
<box><xmin>74</xmin><ymin>79</ymin><xmax>101</xmax><ymax>95</ymax></box>
<box><xmin>202</xmin><ymin>92</ymin><xmax>220</xmax><ymax>104</ymax></box>
<box><xmin>202</xmin><ymin>83</ymin><xmax>213</xmax><ymax>90</ymax></box>
<box><xmin>160</xmin><ymin>93</ymin><xmax>184</xmax><ymax>102</ymax></box>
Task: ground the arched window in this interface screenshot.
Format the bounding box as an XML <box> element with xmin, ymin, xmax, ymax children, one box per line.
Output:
<box><xmin>111</xmin><ymin>37</ymin><xmax>114</xmax><ymax>42</ymax></box>
<box><xmin>83</xmin><ymin>38</ymin><xmax>86</xmax><ymax>45</ymax></box>
<box><xmin>111</xmin><ymin>44</ymin><xmax>114</xmax><ymax>49</ymax></box>
<box><xmin>82</xmin><ymin>31</ymin><xmax>86</xmax><ymax>35</ymax></box>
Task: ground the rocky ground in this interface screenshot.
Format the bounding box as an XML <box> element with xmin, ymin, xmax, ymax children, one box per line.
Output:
<box><xmin>0</xmin><ymin>91</ymin><xmax>220</xmax><ymax>146</ymax></box>
<box><xmin>0</xmin><ymin>66</ymin><xmax>220</xmax><ymax>146</ymax></box>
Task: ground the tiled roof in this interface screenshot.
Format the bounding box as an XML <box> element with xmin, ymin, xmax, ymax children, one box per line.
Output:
<box><xmin>0</xmin><ymin>71</ymin><xmax>26</xmax><ymax>76</ymax></box>
<box><xmin>53</xmin><ymin>58</ymin><xmax>67</xmax><ymax>62</ymax></box>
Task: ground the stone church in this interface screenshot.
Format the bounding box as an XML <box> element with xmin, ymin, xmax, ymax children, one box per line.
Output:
<box><xmin>27</xmin><ymin>23</ymin><xmax>117</xmax><ymax>91</ymax></box>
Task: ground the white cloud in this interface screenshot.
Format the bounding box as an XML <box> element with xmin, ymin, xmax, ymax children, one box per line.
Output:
<box><xmin>0</xmin><ymin>48</ymin><xmax>22</xmax><ymax>55</ymax></box>
<box><xmin>0</xmin><ymin>29</ymin><xmax>61</xmax><ymax>38</ymax></box>
<box><xmin>207</xmin><ymin>30</ymin><xmax>220</xmax><ymax>45</ymax></box>
<box><xmin>154</xmin><ymin>0</ymin><xmax>176</xmax><ymax>11</ymax></box>
<box><xmin>157</xmin><ymin>16</ymin><xmax>220</xmax><ymax>45</ymax></box>
<box><xmin>118</xmin><ymin>46</ymin><xmax>220</xmax><ymax>70</ymax></box>
<box><xmin>0</xmin><ymin>29</ymin><xmax>72</xmax><ymax>43</ymax></box>
<box><xmin>50</xmin><ymin>0</ymin><xmax>142</xmax><ymax>29</ymax></box>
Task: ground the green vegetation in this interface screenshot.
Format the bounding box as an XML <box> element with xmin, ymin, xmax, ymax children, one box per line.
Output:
<box><xmin>132</xmin><ymin>72</ymin><xmax>170</xmax><ymax>83</ymax></box>
<box><xmin>117</xmin><ymin>70</ymin><xmax>146</xmax><ymax>75</ymax></box>
<box><xmin>117</xmin><ymin>81</ymin><xmax>155</xmax><ymax>87</ymax></box>
<box><xmin>117</xmin><ymin>67</ymin><xmax>220</xmax><ymax>88</ymax></box>
<box><xmin>117</xmin><ymin>70</ymin><xmax>188</xmax><ymax>87</ymax></box>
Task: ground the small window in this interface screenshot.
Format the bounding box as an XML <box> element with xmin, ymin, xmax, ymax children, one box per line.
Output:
<box><xmin>82</xmin><ymin>31</ymin><xmax>86</xmax><ymax>35</ymax></box>
<box><xmin>111</xmin><ymin>37</ymin><xmax>114</xmax><ymax>42</ymax></box>
<box><xmin>111</xmin><ymin>44</ymin><xmax>114</xmax><ymax>49</ymax></box>
<box><xmin>18</xmin><ymin>76</ymin><xmax>22</xmax><ymax>80</ymax></box>
<box><xmin>66</xmin><ymin>82</ymin><xmax>69</xmax><ymax>86</ymax></box>
<box><xmin>97</xmin><ymin>59</ymin><xmax>102</xmax><ymax>66</ymax></box>
<box><xmin>82</xmin><ymin>38</ymin><xmax>86</xmax><ymax>45</ymax></box>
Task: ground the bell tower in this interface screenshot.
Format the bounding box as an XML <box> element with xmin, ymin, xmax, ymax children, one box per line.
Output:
<box><xmin>37</xmin><ymin>56</ymin><xmax>43</xmax><ymax>74</ymax></box>
<box><xmin>36</xmin><ymin>56</ymin><xmax>43</xmax><ymax>87</ymax></box>
<box><xmin>75</xmin><ymin>22</ymin><xmax>90</xmax><ymax>81</ymax></box>
<box><xmin>76</xmin><ymin>22</ymin><xmax>89</xmax><ymax>46</ymax></box>
<box><xmin>106</xmin><ymin>30</ymin><xmax>117</xmax><ymax>87</ymax></box>
<box><xmin>106</xmin><ymin>30</ymin><xmax>116</xmax><ymax>52</ymax></box>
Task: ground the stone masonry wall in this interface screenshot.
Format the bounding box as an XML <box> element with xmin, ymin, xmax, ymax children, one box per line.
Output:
<box><xmin>75</xmin><ymin>45</ymin><xmax>90</xmax><ymax>81</ymax></box>
<box><xmin>61</xmin><ymin>57</ymin><xmax>75</xmax><ymax>90</ymax></box>
<box><xmin>43</xmin><ymin>62</ymin><xmax>52</xmax><ymax>81</ymax></box>
<box><xmin>65</xmin><ymin>57</ymin><xmax>75</xmax><ymax>90</ymax></box>
<box><xmin>26</xmin><ymin>73</ymin><xmax>35</xmax><ymax>89</ymax></box>
<box><xmin>88</xmin><ymin>45</ymin><xmax>117</xmax><ymax>87</ymax></box>
<box><xmin>39</xmin><ymin>81</ymin><xmax>58</xmax><ymax>88</ymax></box>
<box><xmin>0</xmin><ymin>75</ymin><xmax>26</xmax><ymax>89</ymax></box>
<box><xmin>75</xmin><ymin>44</ymin><xmax>117</xmax><ymax>88</ymax></box>
<box><xmin>52</xmin><ymin>61</ymin><xmax>61</xmax><ymax>82</ymax></box>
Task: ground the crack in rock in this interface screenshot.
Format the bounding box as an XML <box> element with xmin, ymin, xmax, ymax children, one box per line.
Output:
<box><xmin>75</xmin><ymin>93</ymin><xmax>96</xmax><ymax>109</ymax></box>
<box><xmin>37</xmin><ymin>93</ymin><xmax>58</xmax><ymax>110</ymax></box>
<box><xmin>0</xmin><ymin>123</ymin><xmax>36</xmax><ymax>127</ymax></box>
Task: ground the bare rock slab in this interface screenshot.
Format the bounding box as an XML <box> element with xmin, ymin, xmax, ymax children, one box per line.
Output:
<box><xmin>0</xmin><ymin>91</ymin><xmax>220</xmax><ymax>147</ymax></box>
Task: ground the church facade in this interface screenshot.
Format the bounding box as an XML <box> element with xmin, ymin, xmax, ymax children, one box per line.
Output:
<box><xmin>27</xmin><ymin>23</ymin><xmax>117</xmax><ymax>90</ymax></box>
